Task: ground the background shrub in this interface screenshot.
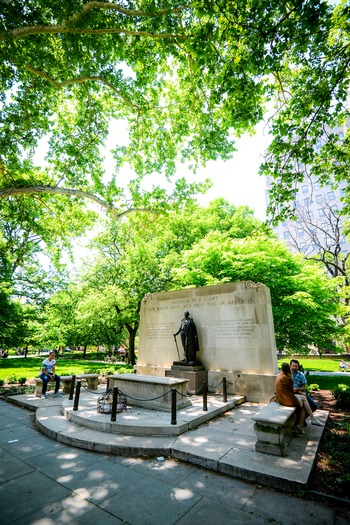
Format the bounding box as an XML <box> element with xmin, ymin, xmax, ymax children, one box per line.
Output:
<box><xmin>5</xmin><ymin>374</ymin><xmax>27</xmax><ymax>385</ymax></box>
<box><xmin>83</xmin><ymin>367</ymin><xmax>101</xmax><ymax>374</ymax></box>
<box><xmin>331</xmin><ymin>384</ymin><xmax>350</xmax><ymax>410</ymax></box>
<box><xmin>306</xmin><ymin>383</ymin><xmax>319</xmax><ymax>392</ymax></box>
<box><xmin>6</xmin><ymin>374</ymin><xmax>19</xmax><ymax>384</ymax></box>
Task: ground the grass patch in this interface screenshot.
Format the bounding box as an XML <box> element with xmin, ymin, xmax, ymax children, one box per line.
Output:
<box><xmin>305</xmin><ymin>375</ymin><xmax>350</xmax><ymax>391</ymax></box>
<box><xmin>0</xmin><ymin>356</ymin><xmax>132</xmax><ymax>382</ymax></box>
<box><xmin>277</xmin><ymin>357</ymin><xmax>348</xmax><ymax>372</ymax></box>
<box><xmin>2</xmin><ymin>356</ymin><xmax>349</xmax><ymax>390</ymax></box>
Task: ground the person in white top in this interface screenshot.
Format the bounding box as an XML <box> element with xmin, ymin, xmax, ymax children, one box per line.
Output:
<box><xmin>40</xmin><ymin>351</ymin><xmax>61</xmax><ymax>399</ymax></box>
<box><xmin>339</xmin><ymin>359</ymin><xmax>349</xmax><ymax>372</ymax></box>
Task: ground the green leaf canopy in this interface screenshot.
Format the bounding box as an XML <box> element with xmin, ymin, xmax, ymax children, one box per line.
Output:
<box><xmin>1</xmin><ymin>0</ymin><xmax>347</xmax><ymax>219</ymax></box>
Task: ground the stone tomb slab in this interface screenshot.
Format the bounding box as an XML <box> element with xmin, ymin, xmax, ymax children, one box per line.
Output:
<box><xmin>107</xmin><ymin>374</ymin><xmax>191</xmax><ymax>412</ymax></box>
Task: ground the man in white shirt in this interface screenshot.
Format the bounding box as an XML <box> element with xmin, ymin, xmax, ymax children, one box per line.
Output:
<box><xmin>40</xmin><ymin>351</ymin><xmax>61</xmax><ymax>399</ymax></box>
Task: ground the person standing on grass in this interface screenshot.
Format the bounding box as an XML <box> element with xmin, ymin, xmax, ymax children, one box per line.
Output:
<box><xmin>275</xmin><ymin>363</ymin><xmax>323</xmax><ymax>434</ymax></box>
<box><xmin>40</xmin><ymin>351</ymin><xmax>61</xmax><ymax>399</ymax></box>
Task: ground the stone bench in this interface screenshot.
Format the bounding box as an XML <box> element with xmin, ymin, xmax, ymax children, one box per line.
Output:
<box><xmin>104</xmin><ymin>356</ymin><xmax>116</xmax><ymax>363</ymax></box>
<box><xmin>34</xmin><ymin>374</ymin><xmax>99</xmax><ymax>397</ymax></box>
<box><xmin>252</xmin><ymin>402</ymin><xmax>298</xmax><ymax>457</ymax></box>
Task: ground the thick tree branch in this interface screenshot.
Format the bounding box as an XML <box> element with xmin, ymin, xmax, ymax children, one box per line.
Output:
<box><xmin>9</xmin><ymin>0</ymin><xmax>189</xmax><ymax>41</ymax></box>
<box><xmin>0</xmin><ymin>185</ymin><xmax>156</xmax><ymax>221</ymax></box>
<box><xmin>22</xmin><ymin>66</ymin><xmax>139</xmax><ymax>109</ymax></box>
<box><xmin>11</xmin><ymin>26</ymin><xmax>187</xmax><ymax>40</ymax></box>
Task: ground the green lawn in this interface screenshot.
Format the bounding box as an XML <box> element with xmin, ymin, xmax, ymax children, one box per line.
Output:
<box><xmin>306</xmin><ymin>374</ymin><xmax>350</xmax><ymax>390</ymax></box>
<box><xmin>278</xmin><ymin>357</ymin><xmax>350</xmax><ymax>390</ymax></box>
<box><xmin>1</xmin><ymin>356</ymin><xmax>350</xmax><ymax>392</ymax></box>
<box><xmin>277</xmin><ymin>357</ymin><xmax>347</xmax><ymax>372</ymax></box>
<box><xmin>0</xmin><ymin>356</ymin><xmax>132</xmax><ymax>382</ymax></box>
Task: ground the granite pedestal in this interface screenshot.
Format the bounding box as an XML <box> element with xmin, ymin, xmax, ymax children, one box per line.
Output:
<box><xmin>165</xmin><ymin>364</ymin><xmax>207</xmax><ymax>395</ymax></box>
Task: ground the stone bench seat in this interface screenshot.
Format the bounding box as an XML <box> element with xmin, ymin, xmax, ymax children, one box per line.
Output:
<box><xmin>252</xmin><ymin>402</ymin><xmax>298</xmax><ymax>457</ymax></box>
<box><xmin>104</xmin><ymin>356</ymin><xmax>116</xmax><ymax>363</ymax></box>
<box><xmin>34</xmin><ymin>374</ymin><xmax>99</xmax><ymax>397</ymax></box>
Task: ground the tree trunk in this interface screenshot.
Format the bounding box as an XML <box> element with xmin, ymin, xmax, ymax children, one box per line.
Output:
<box><xmin>125</xmin><ymin>324</ymin><xmax>138</xmax><ymax>366</ymax></box>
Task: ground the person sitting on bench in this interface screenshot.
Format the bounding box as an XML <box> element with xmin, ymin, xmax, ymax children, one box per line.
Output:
<box><xmin>40</xmin><ymin>351</ymin><xmax>61</xmax><ymax>399</ymax></box>
<box><xmin>339</xmin><ymin>360</ymin><xmax>349</xmax><ymax>372</ymax></box>
<box><xmin>275</xmin><ymin>363</ymin><xmax>323</xmax><ymax>434</ymax></box>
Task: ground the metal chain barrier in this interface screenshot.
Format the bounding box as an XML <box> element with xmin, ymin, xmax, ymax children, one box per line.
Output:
<box><xmin>207</xmin><ymin>378</ymin><xmax>224</xmax><ymax>389</ymax></box>
<box><xmin>71</xmin><ymin>375</ymin><xmax>239</xmax><ymax>422</ymax></box>
<box><xmin>116</xmin><ymin>387</ymin><xmax>174</xmax><ymax>402</ymax></box>
<box><xmin>174</xmin><ymin>388</ymin><xmax>189</xmax><ymax>397</ymax></box>
<box><xmin>207</xmin><ymin>374</ymin><xmax>240</xmax><ymax>389</ymax></box>
<box><xmin>72</xmin><ymin>381</ymin><xmax>178</xmax><ymax>401</ymax></box>
<box><xmin>80</xmin><ymin>381</ymin><xmax>103</xmax><ymax>394</ymax></box>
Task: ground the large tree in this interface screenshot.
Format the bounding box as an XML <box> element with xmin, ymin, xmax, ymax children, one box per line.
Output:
<box><xmin>2</xmin><ymin>1</ymin><xmax>348</xmax><ymax>349</ymax></box>
<box><xmin>261</xmin><ymin>1</ymin><xmax>350</xmax><ymax>223</ymax></box>
<box><xmin>168</xmin><ymin>232</ymin><xmax>345</xmax><ymax>352</ymax></box>
<box><xmin>43</xmin><ymin>199</ymin><xmax>267</xmax><ymax>362</ymax></box>
<box><xmin>282</xmin><ymin>200</ymin><xmax>349</xmax><ymax>290</ymax></box>
<box><xmin>41</xmin><ymin>200</ymin><xmax>346</xmax><ymax>354</ymax></box>
<box><xmin>1</xmin><ymin>1</ymin><xmax>348</xmax><ymax>223</ymax></box>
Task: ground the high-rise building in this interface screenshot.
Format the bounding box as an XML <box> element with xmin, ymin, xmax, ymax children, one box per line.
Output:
<box><xmin>265</xmin><ymin>127</ymin><xmax>349</xmax><ymax>259</ymax></box>
<box><xmin>266</xmin><ymin>176</ymin><xmax>349</xmax><ymax>257</ymax></box>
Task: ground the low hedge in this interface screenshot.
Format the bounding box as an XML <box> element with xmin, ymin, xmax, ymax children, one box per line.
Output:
<box><xmin>331</xmin><ymin>384</ymin><xmax>350</xmax><ymax>410</ymax></box>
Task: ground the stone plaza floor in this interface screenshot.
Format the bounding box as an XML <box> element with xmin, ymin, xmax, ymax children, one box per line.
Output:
<box><xmin>1</xmin><ymin>392</ymin><xmax>349</xmax><ymax>524</ymax></box>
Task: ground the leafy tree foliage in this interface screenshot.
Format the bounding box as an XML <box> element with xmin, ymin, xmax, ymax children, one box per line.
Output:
<box><xmin>0</xmin><ymin>291</ymin><xmax>22</xmax><ymax>349</ymax></box>
<box><xmin>261</xmin><ymin>1</ymin><xmax>350</xmax><ymax>222</ymax></box>
<box><xmin>1</xmin><ymin>0</ymin><xmax>348</xmax><ymax>351</ymax></box>
<box><xmin>1</xmin><ymin>1</ymin><xmax>347</xmax><ymax>223</ymax></box>
<box><xmin>37</xmin><ymin>284</ymin><xmax>127</xmax><ymax>355</ymax></box>
<box><xmin>168</xmin><ymin>232</ymin><xmax>344</xmax><ymax>352</ymax></box>
<box><xmin>39</xmin><ymin>199</ymin><xmax>344</xmax><ymax>355</ymax></box>
<box><xmin>0</xmin><ymin>192</ymin><xmax>90</xmax><ymax>343</ymax></box>
<box><xmin>40</xmin><ymin>199</ymin><xmax>267</xmax><ymax>361</ymax></box>
<box><xmin>276</xmin><ymin>197</ymin><xmax>350</xmax><ymax>344</ymax></box>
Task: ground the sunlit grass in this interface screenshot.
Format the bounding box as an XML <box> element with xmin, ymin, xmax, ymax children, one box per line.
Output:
<box><xmin>277</xmin><ymin>357</ymin><xmax>348</xmax><ymax>372</ymax></box>
<box><xmin>0</xmin><ymin>356</ymin><xmax>132</xmax><ymax>382</ymax></box>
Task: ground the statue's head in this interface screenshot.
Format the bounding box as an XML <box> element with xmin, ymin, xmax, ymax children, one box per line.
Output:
<box><xmin>184</xmin><ymin>311</ymin><xmax>190</xmax><ymax>318</ymax></box>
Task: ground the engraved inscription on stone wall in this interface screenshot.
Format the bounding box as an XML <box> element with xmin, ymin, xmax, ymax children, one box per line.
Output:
<box><xmin>145</xmin><ymin>293</ymin><xmax>253</xmax><ymax>313</ymax></box>
<box><xmin>214</xmin><ymin>318</ymin><xmax>255</xmax><ymax>340</ymax></box>
<box><xmin>146</xmin><ymin>323</ymin><xmax>174</xmax><ymax>341</ymax></box>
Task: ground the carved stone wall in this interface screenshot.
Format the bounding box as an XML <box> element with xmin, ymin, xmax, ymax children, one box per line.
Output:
<box><xmin>135</xmin><ymin>282</ymin><xmax>278</xmax><ymax>401</ymax></box>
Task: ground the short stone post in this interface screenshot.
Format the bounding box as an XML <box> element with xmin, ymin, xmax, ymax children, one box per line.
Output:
<box><xmin>73</xmin><ymin>380</ymin><xmax>81</xmax><ymax>411</ymax></box>
<box><xmin>69</xmin><ymin>375</ymin><xmax>76</xmax><ymax>401</ymax></box>
<box><xmin>171</xmin><ymin>388</ymin><xmax>177</xmax><ymax>425</ymax></box>
<box><xmin>111</xmin><ymin>387</ymin><xmax>118</xmax><ymax>422</ymax></box>
<box><xmin>203</xmin><ymin>381</ymin><xmax>208</xmax><ymax>411</ymax></box>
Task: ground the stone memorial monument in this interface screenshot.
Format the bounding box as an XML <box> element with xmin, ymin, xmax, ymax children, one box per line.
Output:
<box><xmin>135</xmin><ymin>281</ymin><xmax>279</xmax><ymax>402</ymax></box>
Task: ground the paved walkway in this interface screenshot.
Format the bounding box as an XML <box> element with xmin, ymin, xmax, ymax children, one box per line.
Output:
<box><xmin>1</xmin><ymin>398</ymin><xmax>349</xmax><ymax>525</ymax></box>
<box><xmin>8</xmin><ymin>389</ymin><xmax>328</xmax><ymax>492</ymax></box>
